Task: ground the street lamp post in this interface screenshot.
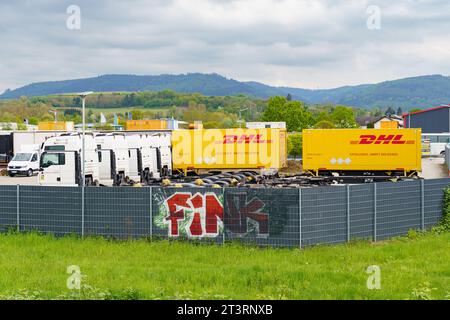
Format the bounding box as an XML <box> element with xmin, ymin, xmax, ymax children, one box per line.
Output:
<box><xmin>238</xmin><ymin>107</ymin><xmax>248</xmax><ymax>128</ymax></box>
<box><xmin>78</xmin><ymin>92</ymin><xmax>93</xmax><ymax>186</ymax></box>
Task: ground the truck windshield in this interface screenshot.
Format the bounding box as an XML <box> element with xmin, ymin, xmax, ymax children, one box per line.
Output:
<box><xmin>12</xmin><ymin>153</ymin><xmax>32</xmax><ymax>161</ymax></box>
<box><xmin>45</xmin><ymin>145</ymin><xmax>65</xmax><ymax>151</ymax></box>
<box><xmin>41</xmin><ymin>153</ymin><xmax>65</xmax><ymax>167</ymax></box>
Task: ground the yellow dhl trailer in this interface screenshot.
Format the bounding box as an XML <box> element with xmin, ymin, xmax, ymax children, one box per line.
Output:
<box><xmin>38</xmin><ymin>121</ymin><xmax>74</xmax><ymax>131</ymax></box>
<box><xmin>125</xmin><ymin>120</ymin><xmax>168</xmax><ymax>131</ymax></box>
<box><xmin>172</xmin><ymin>128</ymin><xmax>287</xmax><ymax>174</ymax></box>
<box><xmin>302</xmin><ymin>128</ymin><xmax>422</xmax><ymax>177</ymax></box>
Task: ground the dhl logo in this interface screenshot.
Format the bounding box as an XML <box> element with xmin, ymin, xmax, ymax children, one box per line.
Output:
<box><xmin>220</xmin><ymin>134</ymin><xmax>273</xmax><ymax>144</ymax></box>
<box><xmin>350</xmin><ymin>135</ymin><xmax>415</xmax><ymax>145</ymax></box>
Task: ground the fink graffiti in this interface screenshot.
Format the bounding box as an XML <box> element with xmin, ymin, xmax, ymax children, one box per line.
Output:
<box><xmin>159</xmin><ymin>192</ymin><xmax>224</xmax><ymax>238</ymax></box>
<box><xmin>155</xmin><ymin>191</ymin><xmax>270</xmax><ymax>239</ymax></box>
<box><xmin>225</xmin><ymin>193</ymin><xmax>268</xmax><ymax>237</ymax></box>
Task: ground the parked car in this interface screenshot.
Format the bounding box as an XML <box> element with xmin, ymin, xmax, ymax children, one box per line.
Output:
<box><xmin>7</xmin><ymin>144</ymin><xmax>40</xmax><ymax>177</ymax></box>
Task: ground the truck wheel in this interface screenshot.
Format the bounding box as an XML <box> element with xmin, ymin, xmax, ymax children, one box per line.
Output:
<box><xmin>85</xmin><ymin>177</ymin><xmax>93</xmax><ymax>186</ymax></box>
<box><xmin>27</xmin><ymin>169</ymin><xmax>33</xmax><ymax>177</ymax></box>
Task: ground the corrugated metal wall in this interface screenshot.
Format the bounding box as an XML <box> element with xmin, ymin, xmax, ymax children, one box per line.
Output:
<box><xmin>405</xmin><ymin>107</ymin><xmax>450</xmax><ymax>133</ymax></box>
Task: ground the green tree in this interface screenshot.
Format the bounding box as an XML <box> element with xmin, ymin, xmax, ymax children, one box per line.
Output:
<box><xmin>330</xmin><ymin>106</ymin><xmax>357</xmax><ymax>128</ymax></box>
<box><xmin>28</xmin><ymin>117</ymin><xmax>39</xmax><ymax>125</ymax></box>
<box><xmin>385</xmin><ymin>107</ymin><xmax>395</xmax><ymax>116</ymax></box>
<box><xmin>94</xmin><ymin>124</ymin><xmax>114</xmax><ymax>131</ymax></box>
<box><xmin>261</xmin><ymin>96</ymin><xmax>286</xmax><ymax>122</ymax></box>
<box><xmin>72</xmin><ymin>97</ymin><xmax>82</xmax><ymax>108</ymax></box>
<box><xmin>287</xmin><ymin>133</ymin><xmax>302</xmax><ymax>159</ymax></box>
<box><xmin>313</xmin><ymin>111</ymin><xmax>331</xmax><ymax>123</ymax></box>
<box><xmin>262</xmin><ymin>97</ymin><xmax>313</xmax><ymax>132</ymax></box>
<box><xmin>131</xmin><ymin>109</ymin><xmax>144</xmax><ymax>120</ymax></box>
<box><xmin>17</xmin><ymin>123</ymin><xmax>28</xmax><ymax>131</ymax></box>
<box><xmin>2</xmin><ymin>124</ymin><xmax>13</xmax><ymax>131</ymax></box>
<box><xmin>314</xmin><ymin>120</ymin><xmax>335</xmax><ymax>129</ymax></box>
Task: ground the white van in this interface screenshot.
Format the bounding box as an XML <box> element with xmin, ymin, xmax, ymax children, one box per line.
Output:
<box><xmin>7</xmin><ymin>144</ymin><xmax>40</xmax><ymax>177</ymax></box>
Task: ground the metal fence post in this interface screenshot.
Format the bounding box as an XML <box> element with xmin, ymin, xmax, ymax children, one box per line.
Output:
<box><xmin>149</xmin><ymin>186</ymin><xmax>153</xmax><ymax>240</ymax></box>
<box><xmin>81</xmin><ymin>186</ymin><xmax>85</xmax><ymax>238</ymax></box>
<box><xmin>222</xmin><ymin>187</ymin><xmax>226</xmax><ymax>246</ymax></box>
<box><xmin>421</xmin><ymin>179</ymin><xmax>425</xmax><ymax>231</ymax></box>
<box><xmin>299</xmin><ymin>188</ymin><xmax>302</xmax><ymax>249</ymax></box>
<box><xmin>16</xmin><ymin>184</ymin><xmax>20</xmax><ymax>232</ymax></box>
<box><xmin>347</xmin><ymin>184</ymin><xmax>350</xmax><ymax>242</ymax></box>
<box><xmin>373</xmin><ymin>183</ymin><xmax>377</xmax><ymax>242</ymax></box>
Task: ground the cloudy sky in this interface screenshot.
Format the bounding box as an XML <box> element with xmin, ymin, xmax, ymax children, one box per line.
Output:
<box><xmin>1</xmin><ymin>0</ymin><xmax>450</xmax><ymax>93</ymax></box>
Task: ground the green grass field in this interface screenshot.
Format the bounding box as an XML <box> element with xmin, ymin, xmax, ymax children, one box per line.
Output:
<box><xmin>0</xmin><ymin>232</ymin><xmax>448</xmax><ymax>300</ymax></box>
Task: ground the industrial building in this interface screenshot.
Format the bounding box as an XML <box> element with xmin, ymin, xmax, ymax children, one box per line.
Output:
<box><xmin>403</xmin><ymin>105</ymin><xmax>450</xmax><ymax>133</ymax></box>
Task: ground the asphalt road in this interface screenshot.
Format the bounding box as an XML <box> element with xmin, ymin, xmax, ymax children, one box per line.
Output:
<box><xmin>0</xmin><ymin>174</ymin><xmax>40</xmax><ymax>185</ymax></box>
<box><xmin>420</xmin><ymin>157</ymin><xmax>448</xmax><ymax>179</ymax></box>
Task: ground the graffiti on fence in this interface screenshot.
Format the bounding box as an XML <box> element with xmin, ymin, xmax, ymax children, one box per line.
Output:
<box><xmin>225</xmin><ymin>193</ymin><xmax>269</xmax><ymax>238</ymax></box>
<box><xmin>156</xmin><ymin>192</ymin><xmax>224</xmax><ymax>238</ymax></box>
<box><xmin>153</xmin><ymin>189</ymin><xmax>295</xmax><ymax>239</ymax></box>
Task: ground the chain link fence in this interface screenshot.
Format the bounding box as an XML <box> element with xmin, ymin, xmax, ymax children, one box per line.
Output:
<box><xmin>0</xmin><ymin>178</ymin><xmax>448</xmax><ymax>248</ymax></box>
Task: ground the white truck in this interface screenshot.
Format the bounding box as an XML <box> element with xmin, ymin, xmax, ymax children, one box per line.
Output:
<box><xmin>126</xmin><ymin>134</ymin><xmax>159</xmax><ymax>183</ymax></box>
<box><xmin>7</xmin><ymin>144</ymin><xmax>40</xmax><ymax>177</ymax></box>
<box><xmin>95</xmin><ymin>133</ymin><xmax>130</xmax><ymax>186</ymax></box>
<box><xmin>38</xmin><ymin>133</ymin><xmax>99</xmax><ymax>186</ymax></box>
<box><xmin>149</xmin><ymin>132</ymin><xmax>172</xmax><ymax>177</ymax></box>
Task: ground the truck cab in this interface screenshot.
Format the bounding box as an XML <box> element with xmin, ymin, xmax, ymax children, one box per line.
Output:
<box><xmin>127</xmin><ymin>134</ymin><xmax>159</xmax><ymax>183</ymax></box>
<box><xmin>7</xmin><ymin>144</ymin><xmax>40</xmax><ymax>177</ymax></box>
<box><xmin>149</xmin><ymin>132</ymin><xmax>172</xmax><ymax>177</ymax></box>
<box><xmin>38</xmin><ymin>133</ymin><xmax>99</xmax><ymax>186</ymax></box>
<box><xmin>94</xmin><ymin>133</ymin><xmax>130</xmax><ymax>186</ymax></box>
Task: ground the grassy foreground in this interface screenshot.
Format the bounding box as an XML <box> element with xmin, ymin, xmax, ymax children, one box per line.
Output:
<box><xmin>0</xmin><ymin>232</ymin><xmax>448</xmax><ymax>300</ymax></box>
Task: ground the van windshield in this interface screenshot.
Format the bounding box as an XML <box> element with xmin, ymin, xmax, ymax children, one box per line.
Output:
<box><xmin>12</xmin><ymin>153</ymin><xmax>32</xmax><ymax>161</ymax></box>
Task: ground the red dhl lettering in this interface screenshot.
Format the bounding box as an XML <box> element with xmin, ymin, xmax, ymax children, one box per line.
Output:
<box><xmin>221</xmin><ymin>134</ymin><xmax>272</xmax><ymax>144</ymax></box>
<box><xmin>350</xmin><ymin>135</ymin><xmax>415</xmax><ymax>145</ymax></box>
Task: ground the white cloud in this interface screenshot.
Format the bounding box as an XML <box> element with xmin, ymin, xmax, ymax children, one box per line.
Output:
<box><xmin>1</xmin><ymin>0</ymin><xmax>450</xmax><ymax>92</ymax></box>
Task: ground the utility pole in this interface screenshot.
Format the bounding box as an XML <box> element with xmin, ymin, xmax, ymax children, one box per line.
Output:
<box><xmin>78</xmin><ymin>92</ymin><xmax>93</xmax><ymax>186</ymax></box>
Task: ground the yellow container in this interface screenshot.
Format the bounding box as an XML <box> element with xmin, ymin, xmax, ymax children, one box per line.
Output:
<box><xmin>302</xmin><ymin>128</ymin><xmax>422</xmax><ymax>176</ymax></box>
<box><xmin>172</xmin><ymin>128</ymin><xmax>287</xmax><ymax>172</ymax></box>
<box><xmin>38</xmin><ymin>122</ymin><xmax>74</xmax><ymax>131</ymax></box>
<box><xmin>380</xmin><ymin>121</ymin><xmax>398</xmax><ymax>129</ymax></box>
<box><xmin>125</xmin><ymin>120</ymin><xmax>167</xmax><ymax>131</ymax></box>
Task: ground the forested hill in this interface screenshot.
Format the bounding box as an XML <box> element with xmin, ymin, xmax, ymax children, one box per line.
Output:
<box><xmin>2</xmin><ymin>73</ymin><xmax>450</xmax><ymax>110</ymax></box>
